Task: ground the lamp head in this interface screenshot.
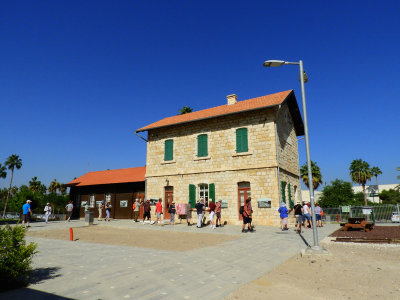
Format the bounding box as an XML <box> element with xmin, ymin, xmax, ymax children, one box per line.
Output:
<box><xmin>263</xmin><ymin>60</ymin><xmax>286</xmax><ymax>67</ymax></box>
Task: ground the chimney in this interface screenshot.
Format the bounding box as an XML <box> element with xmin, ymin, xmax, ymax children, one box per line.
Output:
<box><xmin>227</xmin><ymin>94</ymin><xmax>237</xmax><ymax>105</ymax></box>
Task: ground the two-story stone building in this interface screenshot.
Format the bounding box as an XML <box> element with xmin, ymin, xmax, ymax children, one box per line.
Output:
<box><xmin>136</xmin><ymin>90</ymin><xmax>304</xmax><ymax>226</ymax></box>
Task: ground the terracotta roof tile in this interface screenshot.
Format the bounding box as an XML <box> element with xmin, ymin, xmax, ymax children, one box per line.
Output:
<box><xmin>136</xmin><ymin>90</ymin><xmax>293</xmax><ymax>132</ymax></box>
<box><xmin>66</xmin><ymin>166</ymin><xmax>145</xmax><ymax>187</ymax></box>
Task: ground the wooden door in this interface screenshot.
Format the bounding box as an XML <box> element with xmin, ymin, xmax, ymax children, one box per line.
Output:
<box><xmin>164</xmin><ymin>187</ymin><xmax>173</xmax><ymax>219</ymax></box>
<box><xmin>238</xmin><ymin>183</ymin><xmax>251</xmax><ymax>220</ymax></box>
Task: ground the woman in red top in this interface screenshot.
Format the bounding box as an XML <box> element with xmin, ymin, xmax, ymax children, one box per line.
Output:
<box><xmin>242</xmin><ymin>197</ymin><xmax>254</xmax><ymax>233</ymax></box>
<box><xmin>156</xmin><ymin>198</ymin><xmax>163</xmax><ymax>225</ymax></box>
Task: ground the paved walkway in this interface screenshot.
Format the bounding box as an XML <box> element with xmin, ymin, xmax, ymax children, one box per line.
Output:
<box><xmin>3</xmin><ymin>219</ymin><xmax>339</xmax><ymax>300</ymax></box>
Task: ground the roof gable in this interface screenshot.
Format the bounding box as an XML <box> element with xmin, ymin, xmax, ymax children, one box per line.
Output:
<box><xmin>136</xmin><ymin>90</ymin><xmax>304</xmax><ymax>135</ymax></box>
<box><xmin>66</xmin><ymin>166</ymin><xmax>146</xmax><ymax>187</ymax></box>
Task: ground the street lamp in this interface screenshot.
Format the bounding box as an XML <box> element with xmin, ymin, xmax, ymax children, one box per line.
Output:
<box><xmin>263</xmin><ymin>59</ymin><xmax>322</xmax><ymax>251</ymax></box>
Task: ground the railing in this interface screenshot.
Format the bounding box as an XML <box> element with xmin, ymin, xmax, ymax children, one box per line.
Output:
<box><xmin>322</xmin><ymin>204</ymin><xmax>400</xmax><ymax>223</ymax></box>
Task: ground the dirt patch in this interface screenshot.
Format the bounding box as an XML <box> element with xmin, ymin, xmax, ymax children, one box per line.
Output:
<box><xmin>330</xmin><ymin>226</ymin><xmax>400</xmax><ymax>242</ymax></box>
<box><xmin>26</xmin><ymin>226</ymin><xmax>238</xmax><ymax>252</ymax></box>
<box><xmin>224</xmin><ymin>243</ymin><xmax>400</xmax><ymax>300</ymax></box>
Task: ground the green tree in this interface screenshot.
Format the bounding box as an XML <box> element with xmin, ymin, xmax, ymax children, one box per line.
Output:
<box><xmin>379</xmin><ymin>189</ymin><xmax>400</xmax><ymax>204</ymax></box>
<box><xmin>28</xmin><ymin>177</ymin><xmax>40</xmax><ymax>192</ymax></box>
<box><xmin>319</xmin><ymin>179</ymin><xmax>355</xmax><ymax>207</ymax></box>
<box><xmin>3</xmin><ymin>154</ymin><xmax>22</xmax><ymax>217</ymax></box>
<box><xmin>0</xmin><ymin>164</ymin><xmax>7</xmax><ymax>180</ymax></box>
<box><xmin>48</xmin><ymin>179</ymin><xmax>60</xmax><ymax>194</ymax></box>
<box><xmin>59</xmin><ymin>184</ymin><xmax>67</xmax><ymax>196</ymax></box>
<box><xmin>300</xmin><ymin>161</ymin><xmax>323</xmax><ymax>190</ymax></box>
<box><xmin>178</xmin><ymin>106</ymin><xmax>193</xmax><ymax>115</ymax></box>
<box><xmin>349</xmin><ymin>159</ymin><xmax>372</xmax><ymax>206</ymax></box>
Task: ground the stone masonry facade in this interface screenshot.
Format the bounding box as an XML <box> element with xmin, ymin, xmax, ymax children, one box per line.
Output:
<box><xmin>145</xmin><ymin>102</ymin><xmax>301</xmax><ymax>226</ymax></box>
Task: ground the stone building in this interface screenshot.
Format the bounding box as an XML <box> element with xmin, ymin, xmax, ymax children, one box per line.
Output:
<box><xmin>136</xmin><ymin>90</ymin><xmax>304</xmax><ymax>226</ymax></box>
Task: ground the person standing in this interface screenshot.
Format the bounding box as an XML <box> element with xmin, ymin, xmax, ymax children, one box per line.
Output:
<box><xmin>195</xmin><ymin>199</ymin><xmax>205</xmax><ymax>228</ymax></box>
<box><xmin>303</xmin><ymin>202</ymin><xmax>313</xmax><ymax>229</ymax></box>
<box><xmin>208</xmin><ymin>200</ymin><xmax>216</xmax><ymax>229</ymax></box>
<box><xmin>169</xmin><ymin>201</ymin><xmax>176</xmax><ymax>225</ymax></box>
<box><xmin>186</xmin><ymin>204</ymin><xmax>193</xmax><ymax>226</ymax></box>
<box><xmin>65</xmin><ymin>201</ymin><xmax>73</xmax><ymax>222</ymax></box>
<box><xmin>293</xmin><ymin>201</ymin><xmax>304</xmax><ymax>233</ymax></box>
<box><xmin>278</xmin><ymin>203</ymin><xmax>289</xmax><ymax>231</ymax></box>
<box><xmin>242</xmin><ymin>197</ymin><xmax>254</xmax><ymax>233</ymax></box>
<box><xmin>105</xmin><ymin>201</ymin><xmax>112</xmax><ymax>221</ymax></box>
<box><xmin>156</xmin><ymin>198</ymin><xmax>163</xmax><ymax>225</ymax></box>
<box><xmin>44</xmin><ymin>202</ymin><xmax>52</xmax><ymax>224</ymax></box>
<box><xmin>22</xmin><ymin>199</ymin><xmax>32</xmax><ymax>228</ymax></box>
<box><xmin>133</xmin><ymin>198</ymin><xmax>140</xmax><ymax>222</ymax></box>
<box><xmin>315</xmin><ymin>203</ymin><xmax>323</xmax><ymax>227</ymax></box>
<box><xmin>215</xmin><ymin>199</ymin><xmax>222</xmax><ymax>227</ymax></box>
<box><xmin>98</xmin><ymin>200</ymin><xmax>104</xmax><ymax>221</ymax></box>
<box><xmin>143</xmin><ymin>199</ymin><xmax>152</xmax><ymax>224</ymax></box>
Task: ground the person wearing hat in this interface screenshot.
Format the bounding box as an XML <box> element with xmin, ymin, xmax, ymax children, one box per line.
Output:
<box><xmin>22</xmin><ymin>199</ymin><xmax>32</xmax><ymax>228</ymax></box>
<box><xmin>44</xmin><ymin>202</ymin><xmax>52</xmax><ymax>224</ymax></box>
<box><xmin>278</xmin><ymin>202</ymin><xmax>289</xmax><ymax>231</ymax></box>
<box><xmin>169</xmin><ymin>201</ymin><xmax>176</xmax><ymax>225</ymax></box>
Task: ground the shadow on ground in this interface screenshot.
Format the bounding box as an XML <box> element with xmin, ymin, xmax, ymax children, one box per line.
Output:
<box><xmin>29</xmin><ymin>267</ymin><xmax>62</xmax><ymax>284</ymax></box>
<box><xmin>1</xmin><ymin>287</ymin><xmax>74</xmax><ymax>300</ymax></box>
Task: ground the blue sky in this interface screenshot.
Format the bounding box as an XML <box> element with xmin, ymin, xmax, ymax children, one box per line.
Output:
<box><xmin>1</xmin><ymin>1</ymin><xmax>399</xmax><ymax>189</ymax></box>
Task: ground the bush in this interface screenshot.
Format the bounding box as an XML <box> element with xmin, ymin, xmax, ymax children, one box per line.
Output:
<box><xmin>0</xmin><ymin>224</ymin><xmax>38</xmax><ymax>291</ymax></box>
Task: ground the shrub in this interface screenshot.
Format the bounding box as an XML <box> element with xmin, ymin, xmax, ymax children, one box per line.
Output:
<box><xmin>0</xmin><ymin>224</ymin><xmax>38</xmax><ymax>291</ymax></box>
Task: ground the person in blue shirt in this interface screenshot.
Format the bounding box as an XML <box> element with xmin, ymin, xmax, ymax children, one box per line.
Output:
<box><xmin>278</xmin><ymin>203</ymin><xmax>289</xmax><ymax>231</ymax></box>
<box><xmin>22</xmin><ymin>199</ymin><xmax>32</xmax><ymax>228</ymax></box>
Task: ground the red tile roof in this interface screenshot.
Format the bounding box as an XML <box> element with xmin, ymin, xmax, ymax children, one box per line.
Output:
<box><xmin>66</xmin><ymin>166</ymin><xmax>146</xmax><ymax>187</ymax></box>
<box><xmin>136</xmin><ymin>90</ymin><xmax>294</xmax><ymax>133</ymax></box>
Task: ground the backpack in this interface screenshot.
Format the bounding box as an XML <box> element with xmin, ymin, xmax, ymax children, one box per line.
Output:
<box><xmin>132</xmin><ymin>203</ymin><xmax>136</xmax><ymax>210</ymax></box>
<box><xmin>239</xmin><ymin>206</ymin><xmax>244</xmax><ymax>215</ymax></box>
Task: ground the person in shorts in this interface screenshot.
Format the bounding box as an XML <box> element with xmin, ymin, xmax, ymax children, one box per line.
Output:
<box><xmin>65</xmin><ymin>201</ymin><xmax>73</xmax><ymax>222</ymax></box>
<box><xmin>303</xmin><ymin>202</ymin><xmax>312</xmax><ymax>229</ymax></box>
<box><xmin>208</xmin><ymin>200</ymin><xmax>216</xmax><ymax>229</ymax></box>
<box><xmin>215</xmin><ymin>199</ymin><xmax>222</xmax><ymax>227</ymax></box>
<box><xmin>242</xmin><ymin>197</ymin><xmax>254</xmax><ymax>233</ymax></box>
<box><xmin>315</xmin><ymin>203</ymin><xmax>323</xmax><ymax>227</ymax></box>
<box><xmin>156</xmin><ymin>198</ymin><xmax>163</xmax><ymax>225</ymax></box>
<box><xmin>22</xmin><ymin>199</ymin><xmax>32</xmax><ymax>228</ymax></box>
<box><xmin>143</xmin><ymin>199</ymin><xmax>152</xmax><ymax>224</ymax></box>
<box><xmin>133</xmin><ymin>198</ymin><xmax>140</xmax><ymax>222</ymax></box>
<box><xmin>293</xmin><ymin>201</ymin><xmax>304</xmax><ymax>233</ymax></box>
<box><xmin>278</xmin><ymin>202</ymin><xmax>289</xmax><ymax>231</ymax></box>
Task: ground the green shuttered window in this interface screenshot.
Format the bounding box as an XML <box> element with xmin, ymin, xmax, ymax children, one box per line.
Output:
<box><xmin>281</xmin><ymin>181</ymin><xmax>287</xmax><ymax>203</ymax></box>
<box><xmin>189</xmin><ymin>184</ymin><xmax>196</xmax><ymax>208</ymax></box>
<box><xmin>209</xmin><ymin>183</ymin><xmax>215</xmax><ymax>203</ymax></box>
<box><xmin>236</xmin><ymin>128</ymin><xmax>248</xmax><ymax>153</ymax></box>
<box><xmin>197</xmin><ymin>134</ymin><xmax>208</xmax><ymax>157</ymax></box>
<box><xmin>164</xmin><ymin>139</ymin><xmax>173</xmax><ymax>161</ymax></box>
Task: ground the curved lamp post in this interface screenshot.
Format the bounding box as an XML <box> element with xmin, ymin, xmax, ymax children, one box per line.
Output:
<box><xmin>263</xmin><ymin>59</ymin><xmax>321</xmax><ymax>251</ymax></box>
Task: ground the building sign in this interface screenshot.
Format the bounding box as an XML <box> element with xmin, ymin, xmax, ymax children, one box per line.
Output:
<box><xmin>120</xmin><ymin>200</ymin><xmax>128</xmax><ymax>208</ymax></box>
<box><xmin>341</xmin><ymin>206</ymin><xmax>350</xmax><ymax>213</ymax></box>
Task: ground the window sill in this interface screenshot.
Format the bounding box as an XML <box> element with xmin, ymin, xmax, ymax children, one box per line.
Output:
<box><xmin>194</xmin><ymin>156</ymin><xmax>211</xmax><ymax>161</ymax></box>
<box><xmin>232</xmin><ymin>151</ymin><xmax>253</xmax><ymax>157</ymax></box>
<box><xmin>161</xmin><ymin>160</ymin><xmax>176</xmax><ymax>165</ymax></box>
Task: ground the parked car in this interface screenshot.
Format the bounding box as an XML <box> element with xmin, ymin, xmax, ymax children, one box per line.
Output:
<box><xmin>391</xmin><ymin>212</ymin><xmax>400</xmax><ymax>223</ymax></box>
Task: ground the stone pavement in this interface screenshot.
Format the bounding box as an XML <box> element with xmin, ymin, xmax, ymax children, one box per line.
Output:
<box><xmin>3</xmin><ymin>219</ymin><xmax>339</xmax><ymax>300</ymax></box>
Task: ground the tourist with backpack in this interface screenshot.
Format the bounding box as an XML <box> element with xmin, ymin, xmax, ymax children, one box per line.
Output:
<box><xmin>242</xmin><ymin>197</ymin><xmax>254</xmax><ymax>233</ymax></box>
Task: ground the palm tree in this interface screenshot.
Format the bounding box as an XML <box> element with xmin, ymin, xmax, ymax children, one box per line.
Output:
<box><xmin>370</xmin><ymin>166</ymin><xmax>382</xmax><ymax>202</ymax></box>
<box><xmin>59</xmin><ymin>184</ymin><xmax>67</xmax><ymax>196</ymax></box>
<box><xmin>3</xmin><ymin>154</ymin><xmax>22</xmax><ymax>217</ymax></box>
<box><xmin>300</xmin><ymin>161</ymin><xmax>323</xmax><ymax>190</ymax></box>
<box><xmin>48</xmin><ymin>179</ymin><xmax>60</xmax><ymax>194</ymax></box>
<box><xmin>349</xmin><ymin>159</ymin><xmax>372</xmax><ymax>206</ymax></box>
<box><xmin>178</xmin><ymin>106</ymin><xmax>193</xmax><ymax>115</ymax></box>
<box><xmin>29</xmin><ymin>176</ymin><xmax>42</xmax><ymax>192</ymax></box>
<box><xmin>0</xmin><ymin>164</ymin><xmax>7</xmax><ymax>180</ymax></box>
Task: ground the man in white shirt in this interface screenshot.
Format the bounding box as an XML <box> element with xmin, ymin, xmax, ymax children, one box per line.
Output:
<box><xmin>44</xmin><ymin>203</ymin><xmax>52</xmax><ymax>224</ymax></box>
<box><xmin>65</xmin><ymin>201</ymin><xmax>74</xmax><ymax>222</ymax></box>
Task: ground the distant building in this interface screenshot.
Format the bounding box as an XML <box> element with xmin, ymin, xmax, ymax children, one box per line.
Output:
<box><xmin>136</xmin><ymin>90</ymin><xmax>304</xmax><ymax>226</ymax></box>
<box><xmin>66</xmin><ymin>167</ymin><xmax>145</xmax><ymax>219</ymax></box>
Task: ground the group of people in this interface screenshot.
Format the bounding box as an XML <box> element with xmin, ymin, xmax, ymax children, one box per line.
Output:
<box><xmin>97</xmin><ymin>200</ymin><xmax>112</xmax><ymax>222</ymax></box>
<box><xmin>194</xmin><ymin>198</ymin><xmax>223</xmax><ymax>229</ymax></box>
<box><xmin>278</xmin><ymin>201</ymin><xmax>324</xmax><ymax>233</ymax></box>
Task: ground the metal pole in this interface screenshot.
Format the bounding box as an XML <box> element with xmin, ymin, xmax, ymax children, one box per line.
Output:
<box><xmin>299</xmin><ymin>60</ymin><xmax>319</xmax><ymax>249</ymax></box>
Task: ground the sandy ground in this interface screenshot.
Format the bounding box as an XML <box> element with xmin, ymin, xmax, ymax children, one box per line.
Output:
<box><xmin>26</xmin><ymin>226</ymin><xmax>238</xmax><ymax>251</ymax></box>
<box><xmin>224</xmin><ymin>241</ymin><xmax>400</xmax><ymax>300</ymax></box>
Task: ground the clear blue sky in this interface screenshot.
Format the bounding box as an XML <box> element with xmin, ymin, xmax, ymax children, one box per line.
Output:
<box><xmin>1</xmin><ymin>1</ymin><xmax>399</xmax><ymax>189</ymax></box>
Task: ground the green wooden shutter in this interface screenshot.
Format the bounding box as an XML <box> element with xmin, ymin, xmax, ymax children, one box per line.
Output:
<box><xmin>197</xmin><ymin>134</ymin><xmax>208</xmax><ymax>157</ymax></box>
<box><xmin>236</xmin><ymin>128</ymin><xmax>248</xmax><ymax>153</ymax></box>
<box><xmin>164</xmin><ymin>139</ymin><xmax>173</xmax><ymax>161</ymax></box>
<box><xmin>209</xmin><ymin>183</ymin><xmax>215</xmax><ymax>202</ymax></box>
<box><xmin>189</xmin><ymin>184</ymin><xmax>196</xmax><ymax>208</ymax></box>
<box><xmin>281</xmin><ymin>181</ymin><xmax>287</xmax><ymax>203</ymax></box>
<box><xmin>288</xmin><ymin>183</ymin><xmax>294</xmax><ymax>209</ymax></box>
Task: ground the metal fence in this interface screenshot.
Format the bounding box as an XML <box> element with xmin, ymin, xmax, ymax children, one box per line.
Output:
<box><xmin>322</xmin><ymin>204</ymin><xmax>400</xmax><ymax>223</ymax></box>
